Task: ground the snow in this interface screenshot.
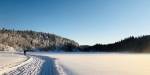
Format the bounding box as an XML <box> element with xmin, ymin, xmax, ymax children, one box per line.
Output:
<box><xmin>55</xmin><ymin>60</ymin><xmax>67</xmax><ymax>75</ymax></box>
<box><xmin>5</xmin><ymin>56</ymin><xmax>43</xmax><ymax>75</ymax></box>
<box><xmin>1</xmin><ymin>52</ymin><xmax>150</xmax><ymax>75</ymax></box>
<box><xmin>37</xmin><ymin>56</ymin><xmax>58</xmax><ymax>75</ymax></box>
<box><xmin>0</xmin><ymin>52</ymin><xmax>27</xmax><ymax>74</ymax></box>
<box><xmin>0</xmin><ymin>52</ymin><xmax>61</xmax><ymax>75</ymax></box>
<box><xmin>55</xmin><ymin>53</ymin><xmax>150</xmax><ymax>75</ymax></box>
<box><xmin>30</xmin><ymin>52</ymin><xmax>150</xmax><ymax>75</ymax></box>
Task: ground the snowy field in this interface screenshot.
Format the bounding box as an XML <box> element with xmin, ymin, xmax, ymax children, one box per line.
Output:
<box><xmin>1</xmin><ymin>52</ymin><xmax>150</xmax><ymax>75</ymax></box>
<box><xmin>31</xmin><ymin>52</ymin><xmax>150</xmax><ymax>75</ymax></box>
<box><xmin>0</xmin><ymin>52</ymin><xmax>28</xmax><ymax>74</ymax></box>
<box><xmin>0</xmin><ymin>52</ymin><xmax>60</xmax><ymax>75</ymax></box>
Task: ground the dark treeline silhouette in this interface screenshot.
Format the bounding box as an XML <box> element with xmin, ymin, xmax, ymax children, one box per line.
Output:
<box><xmin>79</xmin><ymin>36</ymin><xmax>150</xmax><ymax>53</ymax></box>
<box><xmin>0</xmin><ymin>28</ymin><xmax>79</xmax><ymax>51</ymax></box>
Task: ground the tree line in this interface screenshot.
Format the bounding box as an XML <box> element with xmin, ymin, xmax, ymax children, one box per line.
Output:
<box><xmin>79</xmin><ymin>36</ymin><xmax>150</xmax><ymax>53</ymax></box>
<box><xmin>0</xmin><ymin>28</ymin><xmax>79</xmax><ymax>51</ymax></box>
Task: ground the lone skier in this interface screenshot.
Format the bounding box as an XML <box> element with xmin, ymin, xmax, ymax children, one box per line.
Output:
<box><xmin>24</xmin><ymin>50</ymin><xmax>27</xmax><ymax>55</ymax></box>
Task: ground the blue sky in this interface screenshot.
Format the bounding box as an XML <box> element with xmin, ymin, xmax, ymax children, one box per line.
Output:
<box><xmin>0</xmin><ymin>0</ymin><xmax>150</xmax><ymax>45</ymax></box>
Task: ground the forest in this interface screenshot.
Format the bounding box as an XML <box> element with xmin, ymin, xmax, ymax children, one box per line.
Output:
<box><xmin>1</xmin><ymin>28</ymin><xmax>150</xmax><ymax>53</ymax></box>
<box><xmin>0</xmin><ymin>28</ymin><xmax>79</xmax><ymax>52</ymax></box>
<box><xmin>80</xmin><ymin>35</ymin><xmax>150</xmax><ymax>52</ymax></box>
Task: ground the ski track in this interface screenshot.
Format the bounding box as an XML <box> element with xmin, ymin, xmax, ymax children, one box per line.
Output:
<box><xmin>4</xmin><ymin>55</ymin><xmax>64</xmax><ymax>75</ymax></box>
<box><xmin>38</xmin><ymin>56</ymin><xmax>58</xmax><ymax>75</ymax></box>
<box><xmin>5</xmin><ymin>56</ymin><xmax>43</xmax><ymax>75</ymax></box>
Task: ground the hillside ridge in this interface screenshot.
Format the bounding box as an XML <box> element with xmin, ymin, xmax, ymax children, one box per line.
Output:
<box><xmin>0</xmin><ymin>28</ymin><xmax>79</xmax><ymax>51</ymax></box>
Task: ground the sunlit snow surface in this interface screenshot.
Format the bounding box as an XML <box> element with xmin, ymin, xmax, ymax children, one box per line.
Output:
<box><xmin>30</xmin><ymin>52</ymin><xmax>150</xmax><ymax>75</ymax></box>
<box><xmin>0</xmin><ymin>52</ymin><xmax>27</xmax><ymax>74</ymax></box>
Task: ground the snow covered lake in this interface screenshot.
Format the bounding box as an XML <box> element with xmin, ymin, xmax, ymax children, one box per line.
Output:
<box><xmin>30</xmin><ymin>52</ymin><xmax>150</xmax><ymax>75</ymax></box>
<box><xmin>1</xmin><ymin>52</ymin><xmax>150</xmax><ymax>75</ymax></box>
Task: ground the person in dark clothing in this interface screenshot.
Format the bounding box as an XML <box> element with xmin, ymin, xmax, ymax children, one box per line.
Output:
<box><xmin>24</xmin><ymin>50</ymin><xmax>27</xmax><ymax>55</ymax></box>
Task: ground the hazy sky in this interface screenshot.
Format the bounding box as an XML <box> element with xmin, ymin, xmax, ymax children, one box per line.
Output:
<box><xmin>0</xmin><ymin>0</ymin><xmax>150</xmax><ymax>45</ymax></box>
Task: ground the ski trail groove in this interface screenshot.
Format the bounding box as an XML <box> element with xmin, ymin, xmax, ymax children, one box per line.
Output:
<box><xmin>4</xmin><ymin>55</ymin><xmax>66</xmax><ymax>75</ymax></box>
<box><xmin>5</xmin><ymin>56</ymin><xmax>44</xmax><ymax>75</ymax></box>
